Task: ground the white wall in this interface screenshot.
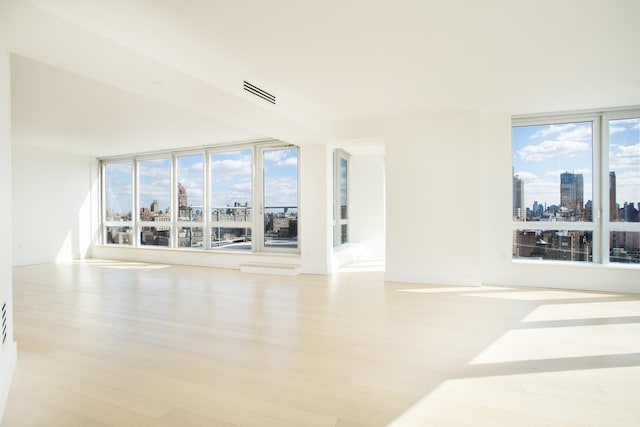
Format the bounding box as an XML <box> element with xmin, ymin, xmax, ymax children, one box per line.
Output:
<box><xmin>12</xmin><ymin>144</ymin><xmax>94</xmax><ymax>266</ymax></box>
<box><xmin>383</xmin><ymin>112</ymin><xmax>482</xmax><ymax>286</ymax></box>
<box><xmin>348</xmin><ymin>153</ymin><xmax>386</xmax><ymax>259</ymax></box>
<box><xmin>338</xmin><ymin>111</ymin><xmax>639</xmax><ymax>293</ymax></box>
<box><xmin>0</xmin><ymin>19</ymin><xmax>17</xmax><ymax>423</ymax></box>
<box><xmin>299</xmin><ymin>144</ymin><xmax>332</xmax><ymax>274</ymax></box>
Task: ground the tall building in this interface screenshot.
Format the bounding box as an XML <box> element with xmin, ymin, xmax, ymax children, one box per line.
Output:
<box><xmin>178</xmin><ymin>182</ymin><xmax>189</xmax><ymax>219</ymax></box>
<box><xmin>610</xmin><ymin>171</ymin><xmax>618</xmax><ymax>221</ymax></box>
<box><xmin>560</xmin><ymin>172</ymin><xmax>584</xmax><ymax>213</ymax></box>
<box><xmin>178</xmin><ymin>182</ymin><xmax>188</xmax><ymax>208</ymax></box>
<box><xmin>513</xmin><ymin>175</ymin><xmax>524</xmax><ymax>220</ymax></box>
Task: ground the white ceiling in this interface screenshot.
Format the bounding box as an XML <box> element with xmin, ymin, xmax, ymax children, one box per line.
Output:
<box><xmin>3</xmin><ymin>0</ymin><xmax>640</xmax><ymax>156</ymax></box>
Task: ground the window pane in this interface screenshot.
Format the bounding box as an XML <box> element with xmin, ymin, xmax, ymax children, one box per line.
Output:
<box><xmin>341</xmin><ymin>224</ymin><xmax>348</xmax><ymax>245</ymax></box>
<box><xmin>264</xmin><ymin>148</ymin><xmax>298</xmax><ymax>249</ymax></box>
<box><xmin>139</xmin><ymin>158</ymin><xmax>171</xmax><ymax>221</ymax></box>
<box><xmin>105</xmin><ymin>226</ymin><xmax>132</xmax><ymax>245</ymax></box>
<box><xmin>340</xmin><ymin>157</ymin><xmax>348</xmax><ymax>220</ymax></box>
<box><xmin>513</xmin><ymin>230</ymin><xmax>592</xmax><ymax>262</ymax></box>
<box><xmin>211</xmin><ymin>150</ymin><xmax>252</xmax><ymax>218</ymax></box>
<box><xmin>211</xmin><ymin>206</ymin><xmax>252</xmax><ymax>222</ymax></box>
<box><xmin>177</xmin><ymin>154</ymin><xmax>204</xmax><ymax>222</ymax></box>
<box><xmin>104</xmin><ymin>162</ymin><xmax>132</xmax><ymax>221</ymax></box>
<box><xmin>512</xmin><ymin>122</ymin><xmax>593</xmax><ymax>221</ymax></box>
<box><xmin>211</xmin><ymin>227</ymin><xmax>252</xmax><ymax>250</ymax></box>
<box><xmin>178</xmin><ymin>226</ymin><xmax>203</xmax><ymax>249</ymax></box>
<box><xmin>609</xmin><ymin>118</ymin><xmax>640</xmax><ymax>222</ymax></box>
<box><xmin>140</xmin><ymin>226</ymin><xmax>170</xmax><ymax>246</ymax></box>
<box><xmin>610</xmin><ymin>231</ymin><xmax>640</xmax><ymax>263</ymax></box>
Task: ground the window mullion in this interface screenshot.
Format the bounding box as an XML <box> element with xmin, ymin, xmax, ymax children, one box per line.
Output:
<box><xmin>132</xmin><ymin>158</ymin><xmax>139</xmax><ymax>246</ymax></box>
<box><xmin>171</xmin><ymin>154</ymin><xmax>177</xmax><ymax>248</ymax></box>
<box><xmin>592</xmin><ymin>117</ymin><xmax>603</xmax><ymax>264</ymax></box>
<box><xmin>203</xmin><ymin>151</ymin><xmax>211</xmax><ymax>250</ymax></box>
<box><xmin>599</xmin><ymin>114</ymin><xmax>610</xmax><ymax>264</ymax></box>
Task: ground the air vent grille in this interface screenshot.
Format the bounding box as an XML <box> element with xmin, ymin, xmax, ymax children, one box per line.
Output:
<box><xmin>243</xmin><ymin>81</ymin><xmax>276</xmax><ymax>104</ymax></box>
<box><xmin>2</xmin><ymin>302</ymin><xmax>7</xmax><ymax>345</ymax></box>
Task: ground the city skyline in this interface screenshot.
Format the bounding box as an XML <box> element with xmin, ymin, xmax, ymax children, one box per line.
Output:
<box><xmin>103</xmin><ymin>147</ymin><xmax>299</xmax><ymax>217</ymax></box>
<box><xmin>513</xmin><ymin>119</ymin><xmax>640</xmax><ymax>213</ymax></box>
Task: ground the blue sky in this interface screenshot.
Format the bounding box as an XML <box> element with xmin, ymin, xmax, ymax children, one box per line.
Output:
<box><xmin>177</xmin><ymin>154</ymin><xmax>204</xmax><ymax>208</ymax></box>
<box><xmin>139</xmin><ymin>158</ymin><xmax>171</xmax><ymax>213</ymax></box>
<box><xmin>513</xmin><ymin>119</ymin><xmax>639</xmax><ymax>211</ymax></box>
<box><xmin>104</xmin><ymin>147</ymin><xmax>299</xmax><ymax>217</ymax></box>
<box><xmin>210</xmin><ymin>150</ymin><xmax>252</xmax><ymax>207</ymax></box>
<box><xmin>263</xmin><ymin>148</ymin><xmax>298</xmax><ymax>208</ymax></box>
<box><xmin>104</xmin><ymin>162</ymin><xmax>132</xmax><ymax>216</ymax></box>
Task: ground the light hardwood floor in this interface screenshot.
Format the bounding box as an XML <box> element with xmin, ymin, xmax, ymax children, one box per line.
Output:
<box><xmin>4</xmin><ymin>260</ymin><xmax>640</xmax><ymax>426</ymax></box>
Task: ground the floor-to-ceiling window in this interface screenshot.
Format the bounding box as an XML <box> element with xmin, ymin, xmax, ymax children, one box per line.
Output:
<box><xmin>512</xmin><ymin>108</ymin><xmax>640</xmax><ymax>265</ymax></box>
<box><xmin>333</xmin><ymin>149</ymin><xmax>350</xmax><ymax>247</ymax></box>
<box><xmin>176</xmin><ymin>153</ymin><xmax>204</xmax><ymax>248</ymax></box>
<box><xmin>100</xmin><ymin>141</ymin><xmax>300</xmax><ymax>254</ymax></box>
<box><xmin>260</xmin><ymin>146</ymin><xmax>299</xmax><ymax>251</ymax></box>
<box><xmin>103</xmin><ymin>161</ymin><xmax>133</xmax><ymax>245</ymax></box>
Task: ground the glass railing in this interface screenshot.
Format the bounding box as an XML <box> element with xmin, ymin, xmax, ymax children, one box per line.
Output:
<box><xmin>210</xmin><ymin>226</ymin><xmax>252</xmax><ymax>250</ymax></box>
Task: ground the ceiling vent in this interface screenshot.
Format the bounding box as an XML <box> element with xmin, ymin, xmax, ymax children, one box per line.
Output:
<box><xmin>243</xmin><ymin>81</ymin><xmax>276</xmax><ymax>105</ymax></box>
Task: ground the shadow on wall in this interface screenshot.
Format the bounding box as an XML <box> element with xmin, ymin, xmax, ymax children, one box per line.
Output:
<box><xmin>12</xmin><ymin>144</ymin><xmax>95</xmax><ymax>266</ymax></box>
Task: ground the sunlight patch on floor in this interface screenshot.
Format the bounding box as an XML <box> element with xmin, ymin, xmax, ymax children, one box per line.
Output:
<box><xmin>470</xmin><ymin>323</ymin><xmax>640</xmax><ymax>365</ymax></box>
<box><xmin>397</xmin><ymin>286</ymin><xmax>512</xmax><ymax>294</ymax></box>
<box><xmin>522</xmin><ymin>301</ymin><xmax>640</xmax><ymax>322</ymax></box>
<box><xmin>389</xmin><ymin>366</ymin><xmax>640</xmax><ymax>427</ymax></box>
<box><xmin>466</xmin><ymin>290</ymin><xmax>621</xmax><ymax>301</ymax></box>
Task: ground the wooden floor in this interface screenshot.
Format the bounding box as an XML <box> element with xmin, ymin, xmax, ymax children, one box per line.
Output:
<box><xmin>4</xmin><ymin>260</ymin><xmax>640</xmax><ymax>426</ymax></box>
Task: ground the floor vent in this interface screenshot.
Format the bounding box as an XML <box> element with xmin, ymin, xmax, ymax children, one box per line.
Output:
<box><xmin>243</xmin><ymin>81</ymin><xmax>276</xmax><ymax>104</ymax></box>
<box><xmin>2</xmin><ymin>302</ymin><xmax>7</xmax><ymax>345</ymax></box>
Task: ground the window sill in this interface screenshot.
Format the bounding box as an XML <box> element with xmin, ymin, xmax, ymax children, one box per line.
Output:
<box><xmin>93</xmin><ymin>244</ymin><xmax>301</xmax><ymax>258</ymax></box>
<box><xmin>512</xmin><ymin>258</ymin><xmax>639</xmax><ymax>270</ymax></box>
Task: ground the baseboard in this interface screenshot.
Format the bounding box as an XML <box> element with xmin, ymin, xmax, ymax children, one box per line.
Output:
<box><xmin>240</xmin><ymin>262</ymin><xmax>300</xmax><ymax>276</ymax></box>
<box><xmin>384</xmin><ymin>271</ymin><xmax>481</xmax><ymax>287</ymax></box>
<box><xmin>0</xmin><ymin>341</ymin><xmax>17</xmax><ymax>423</ymax></box>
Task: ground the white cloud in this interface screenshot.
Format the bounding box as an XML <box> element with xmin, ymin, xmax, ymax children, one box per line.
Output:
<box><xmin>211</xmin><ymin>180</ymin><xmax>252</xmax><ymax>207</ymax></box>
<box><xmin>613</xmin><ymin>169</ymin><xmax>640</xmax><ymax>205</ymax></box>
<box><xmin>544</xmin><ymin>168</ymin><xmax>591</xmax><ymax>176</ymax></box>
<box><xmin>518</xmin><ymin>140</ymin><xmax>589</xmax><ymax>162</ymax></box>
<box><xmin>610</xmin><ymin>118</ymin><xmax>640</xmax><ymax>127</ymax></box>
<box><xmin>530</xmin><ymin>123</ymin><xmax>576</xmax><ymax>139</ymax></box>
<box><xmin>179</xmin><ymin>161</ymin><xmax>203</xmax><ymax>176</ymax></box>
<box><xmin>610</xmin><ymin>143</ymin><xmax>640</xmax><ymax>170</ymax></box>
<box><xmin>264</xmin><ymin>150</ymin><xmax>289</xmax><ymax>162</ymax></box>
<box><xmin>575</xmin><ymin>168</ymin><xmax>592</xmax><ymax>175</ymax></box>
<box><xmin>522</xmin><ymin>178</ymin><xmax>559</xmax><ymax>209</ymax></box>
<box><xmin>139</xmin><ymin>159</ymin><xmax>171</xmax><ymax>180</ymax></box>
<box><xmin>558</xmin><ymin>126</ymin><xmax>592</xmax><ymax>142</ymax></box>
<box><xmin>277</xmin><ymin>157</ymin><xmax>298</xmax><ymax>167</ymax></box>
<box><xmin>211</xmin><ymin>158</ymin><xmax>251</xmax><ymax>182</ymax></box>
<box><xmin>265</xmin><ymin>178</ymin><xmax>298</xmax><ymax>207</ymax></box>
<box><xmin>264</xmin><ymin>149</ymin><xmax>297</xmax><ymax>167</ymax></box>
<box><xmin>610</xmin><ymin>126</ymin><xmax>627</xmax><ymax>135</ymax></box>
<box><xmin>230</xmin><ymin>182</ymin><xmax>251</xmax><ymax>192</ymax></box>
<box><xmin>514</xmin><ymin>171</ymin><xmax>537</xmax><ymax>180</ymax></box>
<box><xmin>105</xmin><ymin>162</ymin><xmax>131</xmax><ymax>174</ymax></box>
